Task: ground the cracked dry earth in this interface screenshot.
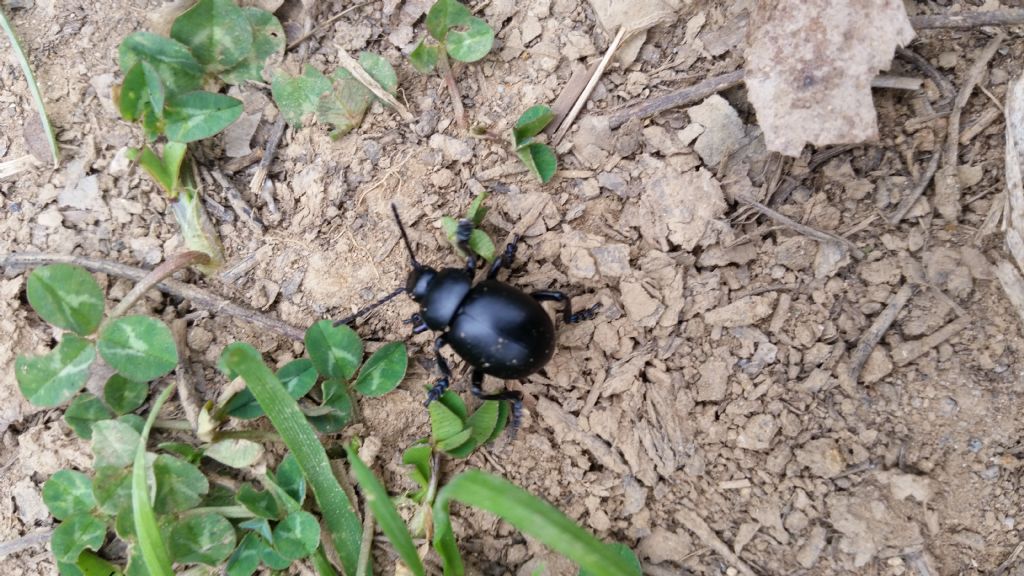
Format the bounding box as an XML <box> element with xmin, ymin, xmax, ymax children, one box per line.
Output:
<box><xmin>2</xmin><ymin>0</ymin><xmax>1024</xmax><ymax>575</ymax></box>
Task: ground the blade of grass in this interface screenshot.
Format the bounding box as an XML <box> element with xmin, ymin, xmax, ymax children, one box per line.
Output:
<box><xmin>0</xmin><ymin>7</ymin><xmax>59</xmax><ymax>167</ymax></box>
<box><xmin>220</xmin><ymin>343</ymin><xmax>362</xmax><ymax>576</ymax></box>
<box><xmin>345</xmin><ymin>443</ymin><xmax>425</xmax><ymax>576</ymax></box>
<box><xmin>132</xmin><ymin>383</ymin><xmax>177</xmax><ymax>576</ymax></box>
<box><xmin>433</xmin><ymin>470</ymin><xmax>640</xmax><ymax>576</ymax></box>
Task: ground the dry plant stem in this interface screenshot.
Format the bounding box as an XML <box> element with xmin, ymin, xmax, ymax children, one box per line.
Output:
<box><xmin>335</xmin><ymin>43</ymin><xmax>414</xmax><ymax>122</ymax></box>
<box><xmin>897</xmin><ymin>47</ymin><xmax>955</xmax><ymax>110</ymax></box>
<box><xmin>737</xmin><ymin>195</ymin><xmax>863</xmax><ymax>258</ymax></box>
<box><xmin>2</xmin><ymin>253</ymin><xmax>306</xmax><ymax>341</ymax></box>
<box><xmin>171</xmin><ymin>317</ymin><xmax>201</xmax><ymax>432</ymax></box>
<box><xmin>552</xmin><ymin>26</ymin><xmax>627</xmax><ymax>143</ymax></box>
<box><xmin>110</xmin><ymin>251</ymin><xmax>210</xmax><ymax>318</ymax></box>
<box><xmin>211</xmin><ymin>169</ymin><xmax>265</xmax><ymax>233</ymax></box>
<box><xmin>892</xmin><ymin>314</ymin><xmax>973</xmax><ymax>367</ymax></box>
<box><xmin>910</xmin><ymin>9</ymin><xmax>1024</xmax><ymax>29</ymax></box>
<box><xmin>993</xmin><ymin>541</ymin><xmax>1024</xmax><ymax>576</ymax></box>
<box><xmin>677</xmin><ymin>506</ymin><xmax>757</xmax><ymax>576</ymax></box>
<box><xmin>605</xmin><ymin>69</ymin><xmax>744</xmax><ymax>130</ymax></box>
<box><xmin>846</xmin><ymin>283</ymin><xmax>916</xmax><ymax>384</ymax></box>
<box><xmin>437</xmin><ymin>50</ymin><xmax>467</xmax><ymax>133</ymax></box>
<box><xmin>0</xmin><ymin>154</ymin><xmax>40</xmax><ymax>180</ymax></box>
<box><xmin>287</xmin><ymin>1</ymin><xmax>370</xmax><ymax>51</ymax></box>
<box><xmin>0</xmin><ymin>529</ymin><xmax>52</xmax><ymax>557</ymax></box>
<box><xmin>889</xmin><ymin>136</ymin><xmax>944</xmax><ymax>224</ymax></box>
<box><xmin>250</xmin><ymin>115</ymin><xmax>285</xmax><ymax>216</ymax></box>
<box><xmin>545</xmin><ymin>61</ymin><xmax>599</xmax><ymax>136</ymax></box>
<box><xmin>356</xmin><ymin>498</ymin><xmax>375</xmax><ymax>576</ymax></box>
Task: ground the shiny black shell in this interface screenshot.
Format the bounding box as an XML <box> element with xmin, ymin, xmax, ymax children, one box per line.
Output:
<box><xmin>420</xmin><ymin>268</ymin><xmax>472</xmax><ymax>330</ymax></box>
<box><xmin>445</xmin><ymin>279</ymin><xmax>555</xmax><ymax>379</ymax></box>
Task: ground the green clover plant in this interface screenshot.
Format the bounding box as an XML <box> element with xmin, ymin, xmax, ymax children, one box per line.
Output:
<box><xmin>513</xmin><ymin>104</ymin><xmax>558</xmax><ymax>183</ymax></box>
<box><xmin>410</xmin><ymin>0</ymin><xmax>494</xmax><ymax>73</ymax></box>
<box><xmin>441</xmin><ymin>190</ymin><xmax>497</xmax><ymax>262</ymax></box>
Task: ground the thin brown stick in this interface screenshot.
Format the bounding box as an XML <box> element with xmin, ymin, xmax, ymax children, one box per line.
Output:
<box><xmin>2</xmin><ymin>253</ymin><xmax>306</xmax><ymax>341</ymax></box>
<box><xmin>171</xmin><ymin>318</ymin><xmax>201</xmax><ymax>432</ymax></box>
<box><xmin>845</xmin><ymin>283</ymin><xmax>916</xmax><ymax>385</ymax></box>
<box><xmin>249</xmin><ymin>116</ymin><xmax>285</xmax><ymax>217</ymax></box>
<box><xmin>286</xmin><ymin>1</ymin><xmax>371</xmax><ymax>51</ymax></box>
<box><xmin>552</xmin><ymin>26</ymin><xmax>627</xmax><ymax>144</ymax></box>
<box><xmin>910</xmin><ymin>9</ymin><xmax>1024</xmax><ymax>29</ymax></box>
<box><xmin>110</xmin><ymin>251</ymin><xmax>210</xmax><ymax>319</ymax></box>
<box><xmin>889</xmin><ymin>137</ymin><xmax>943</xmax><ymax>224</ymax></box>
<box><xmin>891</xmin><ymin>314</ymin><xmax>973</xmax><ymax>367</ymax></box>
<box><xmin>437</xmin><ymin>49</ymin><xmax>467</xmax><ymax>133</ymax></box>
<box><xmin>604</xmin><ymin>69</ymin><xmax>745</xmax><ymax>130</ymax></box>
<box><xmin>335</xmin><ymin>43</ymin><xmax>414</xmax><ymax>122</ymax></box>
<box><xmin>737</xmin><ymin>195</ymin><xmax>864</xmax><ymax>258</ymax></box>
<box><xmin>0</xmin><ymin>529</ymin><xmax>52</xmax><ymax>557</ymax></box>
<box><xmin>934</xmin><ymin>32</ymin><xmax>1004</xmax><ymax>221</ymax></box>
<box><xmin>677</xmin><ymin>506</ymin><xmax>758</xmax><ymax>576</ymax></box>
<box><xmin>896</xmin><ymin>47</ymin><xmax>955</xmax><ymax>111</ymax></box>
<box><xmin>211</xmin><ymin>169</ymin><xmax>265</xmax><ymax>233</ymax></box>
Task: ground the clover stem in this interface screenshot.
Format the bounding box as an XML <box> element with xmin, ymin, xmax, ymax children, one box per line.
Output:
<box><xmin>437</xmin><ymin>49</ymin><xmax>467</xmax><ymax>132</ymax></box>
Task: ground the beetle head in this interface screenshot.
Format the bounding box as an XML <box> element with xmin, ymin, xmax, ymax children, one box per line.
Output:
<box><xmin>405</xmin><ymin>266</ymin><xmax>436</xmax><ymax>302</ymax></box>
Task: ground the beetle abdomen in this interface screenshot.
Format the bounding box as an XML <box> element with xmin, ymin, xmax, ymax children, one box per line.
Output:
<box><xmin>447</xmin><ymin>280</ymin><xmax>555</xmax><ymax>379</ymax></box>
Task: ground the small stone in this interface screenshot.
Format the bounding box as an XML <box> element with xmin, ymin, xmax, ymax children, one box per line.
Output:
<box><xmin>428</xmin><ymin>134</ymin><xmax>474</xmax><ymax>163</ymax></box>
<box><xmin>643</xmin><ymin>125</ymin><xmax>683</xmax><ymax>155</ymax></box>
<box><xmin>958</xmin><ymin>164</ymin><xmax>984</xmax><ymax>188</ymax></box>
<box><xmin>620</xmin><ymin>280</ymin><xmax>663</xmax><ymax>327</ymax></box>
<box><xmin>735</xmin><ymin>414</ymin><xmax>779</xmax><ymax>451</ymax></box>
<box><xmin>639</xmin><ymin>528</ymin><xmax>693</xmax><ymax>565</ymax></box>
<box><xmin>678</xmin><ymin>122</ymin><xmax>705</xmax><ymax>146</ymax></box>
<box><xmin>796</xmin><ymin>525</ymin><xmax>827</xmax><ymax>568</ymax></box>
<box><xmin>860</xmin><ymin>348</ymin><xmax>892</xmax><ymax>384</ymax></box>
<box><xmin>937</xmin><ymin>51</ymin><xmax>958</xmax><ymax>69</ymax></box>
<box><xmin>597</xmin><ymin>172</ymin><xmax>627</xmax><ymax>194</ymax></box>
<box><xmin>697</xmin><ymin>358</ymin><xmax>729</xmax><ymax>402</ymax></box>
<box><xmin>775</xmin><ymin>236</ymin><xmax>818</xmax><ymax>271</ymax></box>
<box><xmin>703</xmin><ymin>294</ymin><xmax>777</xmax><ymax>327</ymax></box>
<box><xmin>795</xmin><ymin>438</ymin><xmax>846</xmax><ymax>477</ymax></box>
<box><xmin>688</xmin><ymin>94</ymin><xmax>745</xmax><ymax>167</ymax></box>
<box><xmin>591</xmin><ymin>244</ymin><xmax>631</xmax><ymax>277</ymax></box>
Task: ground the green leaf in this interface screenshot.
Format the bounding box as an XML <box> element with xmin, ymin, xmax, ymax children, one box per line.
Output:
<box><xmin>354</xmin><ymin>342</ymin><xmax>407</xmax><ymax>397</ymax></box>
<box><xmin>168</xmin><ymin>513</ymin><xmax>238</xmax><ymax>565</ymax></box>
<box><xmin>516</xmin><ymin>141</ymin><xmax>557</xmax><ymax>183</ymax></box>
<box><xmin>118</xmin><ymin>32</ymin><xmax>203</xmax><ymax>95</ymax></box>
<box><xmin>469</xmin><ymin>229</ymin><xmax>496</xmax><ymax>262</ymax></box>
<box><xmin>70</xmin><ymin>550</ymin><xmax>123</xmax><ymax>576</ymax></box>
<box><xmin>433</xmin><ymin>471</ymin><xmax>642</xmax><ymax>576</ymax></box>
<box><xmin>425</xmin><ymin>0</ymin><xmax>472</xmax><ymax>42</ymax></box>
<box><xmin>159</xmin><ymin>442</ymin><xmax>203</xmax><ymax>463</ymax></box>
<box><xmin>104</xmin><ymin>374</ymin><xmax>148</xmax><ymax>415</ymax></box>
<box><xmin>428</xmin><ymin>399</ymin><xmax>466</xmax><ymax>443</ymax></box>
<box><xmin>118</xmin><ymin>63</ymin><xmax>148</xmax><ymax>122</ymax></box>
<box><xmin>132</xmin><ymin>385</ymin><xmax>177</xmax><ymax>576</ymax></box>
<box><xmin>578</xmin><ymin>543</ymin><xmax>642</xmax><ymax>576</ymax></box>
<box><xmin>438</xmin><ymin>390</ymin><xmax>468</xmax><ymax>420</ymax></box>
<box><xmin>275</xmin><ymin>453</ymin><xmax>306</xmax><ymax>505</ymax></box>
<box><xmin>51</xmin><ymin>515</ymin><xmax>107</xmax><ymax>563</ymax></box>
<box><xmin>271</xmin><ymin>65</ymin><xmax>332</xmax><ymax>128</ymax></box>
<box><xmin>43</xmin><ymin>470</ymin><xmax>97</xmax><ymax>520</ymax></box>
<box><xmin>161</xmin><ymin>141</ymin><xmax>188</xmax><ymax>194</ymax></box>
<box><xmin>446</xmin><ymin>16</ymin><xmax>494</xmax><ymax>63</ymax></box>
<box><xmin>26</xmin><ymin>264</ymin><xmax>104</xmax><ymax>336</ymax></box>
<box><xmin>226</xmin><ymin>532</ymin><xmax>263</xmax><ymax>576</ymax></box>
<box><xmin>171</xmin><ymin>0</ymin><xmax>253</xmax><ymax>73</ymax></box>
<box><xmin>237</xmin><ymin>483</ymin><xmax>279</xmax><ymax>519</ymax></box>
<box><xmin>97</xmin><ymin>315</ymin><xmax>178</xmax><ymax>383</ymax></box>
<box><xmin>205</xmin><ymin>438</ymin><xmax>264</xmax><ymax>468</ymax></box>
<box><xmin>15</xmin><ymin>335</ymin><xmax>94</xmax><ymax>407</ymax></box>
<box><xmin>128</xmin><ymin>146</ymin><xmax>174</xmax><ymax>194</ymax></box>
<box><xmin>486</xmin><ymin>400</ymin><xmax>510</xmax><ymax>443</ymax></box>
<box><xmin>272</xmin><ymin>510</ymin><xmax>320</xmax><ymax>561</ymax></box>
<box><xmin>153</xmin><ymin>454</ymin><xmax>209</xmax><ymax>514</ymax></box>
<box><xmin>513</xmin><ymin>105</ymin><xmax>553</xmax><ymax>147</ymax></box>
<box><xmin>409</xmin><ymin>39</ymin><xmax>439</xmax><ymax>74</ymax></box>
<box><xmin>359</xmin><ymin>51</ymin><xmax>398</xmax><ymax>94</ymax></box>
<box><xmin>91</xmin><ymin>419</ymin><xmax>142</xmax><ymax>469</ymax></box>
<box><xmin>316</xmin><ymin>69</ymin><xmax>374</xmax><ymax>139</ymax></box>
<box><xmin>219</xmin><ymin>343</ymin><xmax>363</xmax><ymax>576</ymax></box>
<box><xmin>466</xmin><ymin>191</ymin><xmax>489</xmax><ymax>226</ymax></box>
<box><xmin>444</xmin><ymin>400</ymin><xmax>500</xmax><ymax>458</ymax></box>
<box><xmin>164</xmin><ymin>91</ymin><xmax>244</xmax><ymax>143</ymax></box>
<box><xmin>437</xmin><ymin>427</ymin><xmax>473</xmax><ymax>452</ymax></box>
<box><xmin>64</xmin><ymin>392</ymin><xmax>114</xmax><ymax>440</ymax></box>
<box><xmin>94</xmin><ymin>466</ymin><xmax>132</xmax><ymax>515</ymax></box>
<box><xmin>140</xmin><ymin>61</ymin><xmax>166</xmax><ymax>118</ymax></box>
<box><xmin>304</xmin><ymin>320</ymin><xmax>363</xmax><ymax>380</ymax></box>
<box><xmin>224</xmin><ymin>358</ymin><xmax>318</xmax><ymax>419</ymax></box>
<box><xmin>221</xmin><ymin>8</ymin><xmax>286</xmax><ymax>84</ymax></box>
<box><xmin>306</xmin><ymin>379</ymin><xmax>353</xmax><ymax>433</ymax></box>
<box><xmin>402</xmin><ymin>441</ymin><xmax>432</xmax><ymax>492</ymax></box>
<box><xmin>260</xmin><ymin>540</ymin><xmax>291</xmax><ymax>570</ymax></box>
<box><xmin>346</xmin><ymin>444</ymin><xmax>425</xmax><ymax>576</ymax></box>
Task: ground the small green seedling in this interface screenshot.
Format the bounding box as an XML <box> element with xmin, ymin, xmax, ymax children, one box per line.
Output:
<box><xmin>271</xmin><ymin>52</ymin><xmax>398</xmax><ymax>139</ymax></box>
<box><xmin>409</xmin><ymin>0</ymin><xmax>494</xmax><ymax>74</ymax></box>
<box><xmin>513</xmin><ymin>105</ymin><xmax>558</xmax><ymax>183</ymax></box>
<box><xmin>218</xmin><ymin>320</ymin><xmax>408</xmax><ymax>433</ymax></box>
<box><xmin>441</xmin><ymin>190</ymin><xmax>497</xmax><ymax>262</ymax></box>
<box><xmin>114</xmin><ymin>0</ymin><xmax>286</xmax><ymax>271</ymax></box>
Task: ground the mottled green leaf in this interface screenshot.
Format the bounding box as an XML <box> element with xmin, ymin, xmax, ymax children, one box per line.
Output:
<box><xmin>153</xmin><ymin>454</ymin><xmax>209</xmax><ymax>514</ymax></box>
<box><xmin>236</xmin><ymin>483</ymin><xmax>279</xmax><ymax>519</ymax></box>
<box><xmin>272</xmin><ymin>511</ymin><xmax>320</xmax><ymax>561</ymax></box>
<box><xmin>51</xmin><ymin>514</ymin><xmax>107</xmax><ymax>563</ymax></box>
<box><xmin>118</xmin><ymin>32</ymin><xmax>203</xmax><ymax>95</ymax></box>
<box><xmin>445</xmin><ymin>400</ymin><xmax>500</xmax><ymax>458</ymax></box>
<box><xmin>409</xmin><ymin>39</ymin><xmax>439</xmax><ymax>74</ymax></box>
<box><xmin>425</xmin><ymin>0</ymin><xmax>472</xmax><ymax>41</ymax></box>
<box><xmin>226</xmin><ymin>532</ymin><xmax>263</xmax><ymax>576</ymax></box>
<box><xmin>94</xmin><ymin>465</ymin><xmax>132</xmax><ymax>515</ymax></box>
<box><xmin>97</xmin><ymin>315</ymin><xmax>178</xmax><ymax>383</ymax></box>
<box><xmin>164</xmin><ymin>91</ymin><xmax>243</xmax><ymax>143</ymax></box>
<box><xmin>91</xmin><ymin>420</ymin><xmax>141</xmax><ymax>469</ymax></box>
<box><xmin>513</xmin><ymin>105</ymin><xmax>553</xmax><ymax>147</ymax></box>
<box><xmin>104</xmin><ymin>374</ymin><xmax>148</xmax><ymax>415</ymax></box>
<box><xmin>221</xmin><ymin>8</ymin><xmax>286</xmax><ymax>84</ymax></box>
<box><xmin>304</xmin><ymin>320</ymin><xmax>362</xmax><ymax>380</ymax></box>
<box><xmin>168</xmin><ymin>513</ymin><xmax>237</xmax><ymax>565</ymax></box>
<box><xmin>271</xmin><ymin>65</ymin><xmax>331</xmax><ymax>128</ymax></box>
<box><xmin>171</xmin><ymin>0</ymin><xmax>253</xmax><ymax>73</ymax></box>
<box><xmin>64</xmin><ymin>392</ymin><xmax>114</xmax><ymax>440</ymax></box>
<box><xmin>516</xmin><ymin>141</ymin><xmax>557</xmax><ymax>183</ymax></box>
<box><xmin>224</xmin><ymin>358</ymin><xmax>317</xmax><ymax>420</ymax></box>
<box><xmin>354</xmin><ymin>342</ymin><xmax>407</xmax><ymax>396</ymax></box>
<box><xmin>205</xmin><ymin>438</ymin><xmax>264</xmax><ymax>468</ymax></box>
<box><xmin>26</xmin><ymin>264</ymin><xmax>104</xmax><ymax>336</ymax></box>
<box><xmin>43</xmin><ymin>470</ymin><xmax>96</xmax><ymax>520</ymax></box>
<box><xmin>446</xmin><ymin>16</ymin><xmax>494</xmax><ymax>63</ymax></box>
<box><xmin>16</xmin><ymin>335</ymin><xmax>95</xmax><ymax>407</ymax></box>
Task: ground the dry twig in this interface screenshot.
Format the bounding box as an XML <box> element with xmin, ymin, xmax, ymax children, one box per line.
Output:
<box><xmin>0</xmin><ymin>529</ymin><xmax>52</xmax><ymax>557</ymax></box>
<box><xmin>210</xmin><ymin>169</ymin><xmax>265</xmax><ymax>233</ymax></box>
<box><xmin>677</xmin><ymin>506</ymin><xmax>758</xmax><ymax>576</ymax></box>
<box><xmin>603</xmin><ymin>69</ymin><xmax>744</xmax><ymax>130</ymax></box>
<box><xmin>891</xmin><ymin>314</ymin><xmax>973</xmax><ymax>367</ymax></box>
<box><xmin>552</xmin><ymin>26</ymin><xmax>627</xmax><ymax>143</ymax></box>
<box><xmin>249</xmin><ymin>116</ymin><xmax>285</xmax><ymax>217</ymax></box>
<box><xmin>845</xmin><ymin>283</ymin><xmax>916</xmax><ymax>386</ymax></box>
<box><xmin>437</xmin><ymin>50</ymin><xmax>468</xmax><ymax>133</ymax></box>
<box><xmin>910</xmin><ymin>9</ymin><xmax>1024</xmax><ymax>29</ymax></box>
<box><xmin>171</xmin><ymin>317</ymin><xmax>202</xmax><ymax>432</ymax></box>
<box><xmin>2</xmin><ymin>253</ymin><xmax>306</xmax><ymax>341</ymax></box>
<box><xmin>335</xmin><ymin>44</ymin><xmax>414</xmax><ymax>122</ymax></box>
<box><xmin>737</xmin><ymin>195</ymin><xmax>863</xmax><ymax>258</ymax></box>
<box><xmin>110</xmin><ymin>251</ymin><xmax>210</xmax><ymax>318</ymax></box>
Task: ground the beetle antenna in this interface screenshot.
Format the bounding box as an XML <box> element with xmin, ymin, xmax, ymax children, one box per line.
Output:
<box><xmin>334</xmin><ymin>286</ymin><xmax>405</xmax><ymax>326</ymax></box>
<box><xmin>391</xmin><ymin>203</ymin><xmax>421</xmax><ymax>269</ymax></box>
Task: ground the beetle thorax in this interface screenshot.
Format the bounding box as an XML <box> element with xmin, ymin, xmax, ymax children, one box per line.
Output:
<box><xmin>418</xmin><ymin>268</ymin><xmax>473</xmax><ymax>330</ymax></box>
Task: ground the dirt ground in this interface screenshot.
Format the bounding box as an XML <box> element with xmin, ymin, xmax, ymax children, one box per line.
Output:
<box><xmin>2</xmin><ymin>0</ymin><xmax>1024</xmax><ymax>575</ymax></box>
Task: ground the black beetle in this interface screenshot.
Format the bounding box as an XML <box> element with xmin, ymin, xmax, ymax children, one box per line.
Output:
<box><xmin>337</xmin><ymin>204</ymin><xmax>600</xmax><ymax>432</ymax></box>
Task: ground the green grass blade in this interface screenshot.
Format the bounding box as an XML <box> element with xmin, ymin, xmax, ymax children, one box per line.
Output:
<box><xmin>434</xmin><ymin>470</ymin><xmax>640</xmax><ymax>576</ymax></box>
<box><xmin>345</xmin><ymin>443</ymin><xmax>425</xmax><ymax>576</ymax></box>
<box><xmin>132</xmin><ymin>383</ymin><xmax>176</xmax><ymax>576</ymax></box>
<box><xmin>0</xmin><ymin>7</ymin><xmax>59</xmax><ymax>167</ymax></box>
<box><xmin>220</xmin><ymin>343</ymin><xmax>361</xmax><ymax>576</ymax></box>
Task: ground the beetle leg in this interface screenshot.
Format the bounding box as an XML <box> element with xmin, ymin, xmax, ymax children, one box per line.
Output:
<box><xmin>487</xmin><ymin>235</ymin><xmax>521</xmax><ymax>279</ymax></box>
<box><xmin>402</xmin><ymin>312</ymin><xmax>430</xmax><ymax>334</ymax></box>
<box><xmin>424</xmin><ymin>335</ymin><xmax>452</xmax><ymax>406</ymax></box>
<box><xmin>456</xmin><ymin>218</ymin><xmax>477</xmax><ymax>272</ymax></box>
<box><xmin>530</xmin><ymin>290</ymin><xmax>603</xmax><ymax>324</ymax></box>
<box><xmin>470</xmin><ymin>369</ymin><xmax>523</xmax><ymax>435</ymax></box>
